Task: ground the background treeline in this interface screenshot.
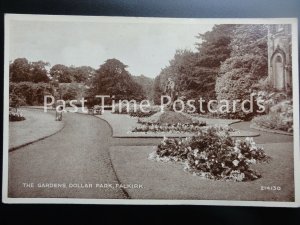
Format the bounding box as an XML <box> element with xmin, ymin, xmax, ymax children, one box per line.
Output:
<box><xmin>153</xmin><ymin>24</ymin><xmax>268</xmax><ymax>119</ymax></box>
<box><xmin>9</xmin><ymin>58</ymin><xmax>151</xmax><ymax>106</ymax></box>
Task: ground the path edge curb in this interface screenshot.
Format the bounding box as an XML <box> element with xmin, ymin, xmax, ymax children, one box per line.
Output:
<box><xmin>9</xmin><ymin>122</ymin><xmax>66</xmax><ymax>152</ymax></box>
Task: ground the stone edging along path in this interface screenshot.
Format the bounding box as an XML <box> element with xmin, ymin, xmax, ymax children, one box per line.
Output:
<box><xmin>9</xmin><ymin>108</ymin><xmax>66</xmax><ymax>152</ymax></box>
<box><xmin>250</xmin><ymin>123</ymin><xmax>293</xmax><ymax>136</ymax></box>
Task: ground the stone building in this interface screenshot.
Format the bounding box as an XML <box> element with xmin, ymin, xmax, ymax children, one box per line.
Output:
<box><xmin>267</xmin><ymin>24</ymin><xmax>292</xmax><ymax>92</ymax></box>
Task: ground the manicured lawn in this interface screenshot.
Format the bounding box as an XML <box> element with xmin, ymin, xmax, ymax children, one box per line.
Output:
<box><xmin>109</xmin><ymin>142</ymin><xmax>294</xmax><ymax>201</ymax></box>
<box><xmin>9</xmin><ymin>108</ymin><xmax>64</xmax><ymax>150</ymax></box>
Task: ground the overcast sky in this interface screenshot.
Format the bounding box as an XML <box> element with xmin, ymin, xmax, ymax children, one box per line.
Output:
<box><xmin>9</xmin><ymin>18</ymin><xmax>213</xmax><ymax>78</ymax></box>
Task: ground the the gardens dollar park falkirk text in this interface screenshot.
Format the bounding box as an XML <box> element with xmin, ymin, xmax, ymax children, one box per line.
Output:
<box><xmin>43</xmin><ymin>94</ymin><xmax>266</xmax><ymax>114</ymax></box>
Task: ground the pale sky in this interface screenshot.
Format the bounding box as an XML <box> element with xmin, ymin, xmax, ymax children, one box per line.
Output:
<box><xmin>9</xmin><ymin>18</ymin><xmax>213</xmax><ymax>78</ymax></box>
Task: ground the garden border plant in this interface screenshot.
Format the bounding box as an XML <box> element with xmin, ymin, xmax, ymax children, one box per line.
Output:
<box><xmin>149</xmin><ymin>127</ymin><xmax>270</xmax><ymax>182</ymax></box>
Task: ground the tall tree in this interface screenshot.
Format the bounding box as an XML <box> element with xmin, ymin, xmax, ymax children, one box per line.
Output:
<box><xmin>152</xmin><ymin>25</ymin><xmax>235</xmax><ymax>106</ymax></box>
<box><xmin>30</xmin><ymin>60</ymin><xmax>50</xmax><ymax>83</ymax></box>
<box><xmin>87</xmin><ymin>58</ymin><xmax>145</xmax><ymax>103</ymax></box>
<box><xmin>215</xmin><ymin>24</ymin><xmax>268</xmax><ymax>119</ymax></box>
<box><xmin>153</xmin><ymin>49</ymin><xmax>195</xmax><ymax>101</ymax></box>
<box><xmin>10</xmin><ymin>58</ymin><xmax>50</xmax><ymax>83</ymax></box>
<box><xmin>50</xmin><ymin>64</ymin><xmax>73</xmax><ymax>83</ymax></box>
<box><xmin>192</xmin><ymin>24</ymin><xmax>236</xmax><ymax>99</ymax></box>
<box><xmin>132</xmin><ymin>75</ymin><xmax>154</xmax><ymax>101</ymax></box>
<box><xmin>9</xmin><ymin>58</ymin><xmax>31</xmax><ymax>82</ymax></box>
<box><xmin>71</xmin><ymin>66</ymin><xmax>96</xmax><ymax>83</ymax></box>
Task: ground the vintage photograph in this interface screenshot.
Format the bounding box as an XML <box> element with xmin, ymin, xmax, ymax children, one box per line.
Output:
<box><xmin>2</xmin><ymin>15</ymin><xmax>299</xmax><ymax>206</ymax></box>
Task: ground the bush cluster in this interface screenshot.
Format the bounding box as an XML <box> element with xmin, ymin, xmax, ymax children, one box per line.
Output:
<box><xmin>252</xmin><ymin>99</ymin><xmax>293</xmax><ymax>133</ymax></box>
<box><xmin>129</xmin><ymin>110</ymin><xmax>157</xmax><ymax>118</ymax></box>
<box><xmin>10</xmin><ymin>82</ymin><xmax>52</xmax><ymax>106</ymax></box>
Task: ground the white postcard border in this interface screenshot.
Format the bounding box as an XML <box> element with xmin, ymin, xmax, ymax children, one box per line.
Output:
<box><xmin>2</xmin><ymin>14</ymin><xmax>300</xmax><ymax>207</ymax></box>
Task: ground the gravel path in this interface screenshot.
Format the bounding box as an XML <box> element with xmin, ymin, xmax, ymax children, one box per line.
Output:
<box><xmin>8</xmin><ymin>112</ymin><xmax>156</xmax><ymax>198</ymax></box>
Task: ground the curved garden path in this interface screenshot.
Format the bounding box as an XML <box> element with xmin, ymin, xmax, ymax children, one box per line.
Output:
<box><xmin>8</xmin><ymin>112</ymin><xmax>161</xmax><ymax>198</ymax></box>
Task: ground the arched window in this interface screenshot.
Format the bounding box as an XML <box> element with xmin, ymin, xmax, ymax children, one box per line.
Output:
<box><xmin>275</xmin><ymin>55</ymin><xmax>282</xmax><ymax>63</ymax></box>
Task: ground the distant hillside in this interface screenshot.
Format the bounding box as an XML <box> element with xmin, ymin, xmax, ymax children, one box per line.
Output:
<box><xmin>133</xmin><ymin>75</ymin><xmax>154</xmax><ymax>101</ymax></box>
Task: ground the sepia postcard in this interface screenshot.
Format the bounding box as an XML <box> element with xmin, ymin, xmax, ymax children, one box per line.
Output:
<box><xmin>2</xmin><ymin>14</ymin><xmax>300</xmax><ymax>207</ymax></box>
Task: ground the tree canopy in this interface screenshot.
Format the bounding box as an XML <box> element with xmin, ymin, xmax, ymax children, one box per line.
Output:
<box><xmin>10</xmin><ymin>58</ymin><xmax>50</xmax><ymax>83</ymax></box>
<box><xmin>50</xmin><ymin>64</ymin><xmax>96</xmax><ymax>83</ymax></box>
<box><xmin>153</xmin><ymin>25</ymin><xmax>236</xmax><ymax>105</ymax></box>
<box><xmin>215</xmin><ymin>24</ymin><xmax>268</xmax><ymax>119</ymax></box>
<box><xmin>87</xmin><ymin>58</ymin><xmax>145</xmax><ymax>103</ymax></box>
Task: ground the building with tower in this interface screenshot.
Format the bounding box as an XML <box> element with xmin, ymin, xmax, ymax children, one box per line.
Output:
<box><xmin>267</xmin><ymin>24</ymin><xmax>292</xmax><ymax>93</ymax></box>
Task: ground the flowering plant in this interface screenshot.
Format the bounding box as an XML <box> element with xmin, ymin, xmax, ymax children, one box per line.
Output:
<box><xmin>9</xmin><ymin>108</ymin><xmax>26</xmax><ymax>122</ymax></box>
<box><xmin>149</xmin><ymin>127</ymin><xmax>270</xmax><ymax>181</ymax></box>
<box><xmin>132</xmin><ymin>121</ymin><xmax>206</xmax><ymax>133</ymax></box>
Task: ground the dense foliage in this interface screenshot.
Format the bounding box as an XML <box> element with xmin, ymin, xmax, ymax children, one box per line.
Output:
<box><xmin>152</xmin><ymin>25</ymin><xmax>269</xmax><ymax>120</ymax></box>
<box><xmin>87</xmin><ymin>59</ymin><xmax>146</xmax><ymax>104</ymax></box>
<box><xmin>132</xmin><ymin>75</ymin><xmax>154</xmax><ymax>101</ymax></box>
<box><xmin>50</xmin><ymin>64</ymin><xmax>96</xmax><ymax>83</ymax></box>
<box><xmin>10</xmin><ymin>82</ymin><xmax>53</xmax><ymax>106</ymax></box>
<box><xmin>252</xmin><ymin>99</ymin><xmax>293</xmax><ymax>133</ymax></box>
<box><xmin>10</xmin><ymin>58</ymin><xmax>50</xmax><ymax>83</ymax></box>
<box><xmin>215</xmin><ymin>25</ymin><xmax>268</xmax><ymax>119</ymax></box>
<box><xmin>153</xmin><ymin>25</ymin><xmax>235</xmax><ymax>106</ymax></box>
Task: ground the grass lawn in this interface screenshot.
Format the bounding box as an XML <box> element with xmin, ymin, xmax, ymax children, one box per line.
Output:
<box><xmin>109</xmin><ymin>142</ymin><xmax>294</xmax><ymax>201</ymax></box>
<box><xmin>9</xmin><ymin>108</ymin><xmax>65</xmax><ymax>150</ymax></box>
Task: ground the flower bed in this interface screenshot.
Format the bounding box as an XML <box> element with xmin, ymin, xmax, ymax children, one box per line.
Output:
<box><xmin>133</xmin><ymin>111</ymin><xmax>211</xmax><ymax>133</ymax></box>
<box><xmin>149</xmin><ymin>127</ymin><xmax>269</xmax><ymax>181</ymax></box>
<box><xmin>9</xmin><ymin>110</ymin><xmax>26</xmax><ymax>122</ymax></box>
<box><xmin>132</xmin><ymin>122</ymin><xmax>207</xmax><ymax>133</ymax></box>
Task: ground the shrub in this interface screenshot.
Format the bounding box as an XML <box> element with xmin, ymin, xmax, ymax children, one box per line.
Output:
<box><xmin>215</xmin><ymin>68</ymin><xmax>258</xmax><ymax>120</ymax></box>
<box><xmin>113</xmin><ymin>103</ymin><xmax>160</xmax><ymax>117</ymax></box>
<box><xmin>10</xmin><ymin>82</ymin><xmax>52</xmax><ymax>106</ymax></box>
<box><xmin>149</xmin><ymin>127</ymin><xmax>269</xmax><ymax>181</ymax></box>
<box><xmin>252</xmin><ymin>113</ymin><xmax>293</xmax><ymax>133</ymax></box>
<box><xmin>129</xmin><ymin>110</ymin><xmax>157</xmax><ymax>117</ymax></box>
<box><xmin>9</xmin><ymin>93</ymin><xmax>26</xmax><ymax>107</ymax></box>
<box><xmin>252</xmin><ymin>100</ymin><xmax>293</xmax><ymax>133</ymax></box>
